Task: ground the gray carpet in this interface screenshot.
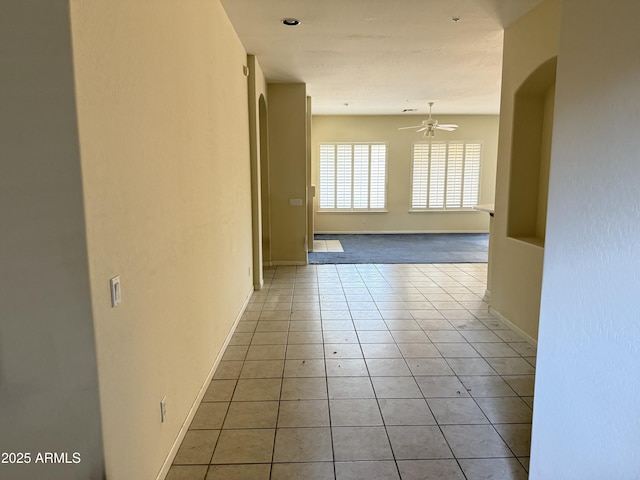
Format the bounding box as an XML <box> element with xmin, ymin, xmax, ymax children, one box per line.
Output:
<box><xmin>309</xmin><ymin>233</ymin><xmax>488</xmax><ymax>264</ymax></box>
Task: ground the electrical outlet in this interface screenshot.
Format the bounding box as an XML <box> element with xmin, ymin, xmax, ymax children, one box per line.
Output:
<box><xmin>160</xmin><ymin>397</ymin><xmax>167</xmax><ymax>423</ymax></box>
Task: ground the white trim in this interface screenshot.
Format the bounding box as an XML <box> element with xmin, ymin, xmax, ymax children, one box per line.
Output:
<box><xmin>317</xmin><ymin>209</ymin><xmax>388</xmax><ymax>214</ymax></box>
<box><xmin>407</xmin><ymin>209</ymin><xmax>481</xmax><ymax>214</ymax></box>
<box><xmin>314</xmin><ymin>229</ymin><xmax>489</xmax><ymax>234</ymax></box>
<box><xmin>489</xmin><ymin>307</ymin><xmax>538</xmax><ymax>348</ymax></box>
<box><xmin>155</xmin><ymin>285</ymin><xmax>254</xmax><ymax>480</ymax></box>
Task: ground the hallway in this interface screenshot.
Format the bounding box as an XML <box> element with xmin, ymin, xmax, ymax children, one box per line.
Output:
<box><xmin>167</xmin><ymin>263</ymin><xmax>534</xmax><ymax>480</ymax></box>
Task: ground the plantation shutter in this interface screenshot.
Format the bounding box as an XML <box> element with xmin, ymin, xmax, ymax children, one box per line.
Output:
<box><xmin>446</xmin><ymin>143</ymin><xmax>465</xmax><ymax>208</ymax></box>
<box><xmin>462</xmin><ymin>143</ymin><xmax>481</xmax><ymax>207</ymax></box>
<box><xmin>336</xmin><ymin>144</ymin><xmax>352</xmax><ymax>208</ymax></box>
<box><xmin>369</xmin><ymin>144</ymin><xmax>387</xmax><ymax>209</ymax></box>
<box><xmin>319</xmin><ymin>144</ymin><xmax>335</xmax><ymax>209</ymax></box>
<box><xmin>411</xmin><ymin>142</ymin><xmax>482</xmax><ymax>210</ymax></box>
<box><xmin>353</xmin><ymin>145</ymin><xmax>369</xmax><ymax>208</ymax></box>
<box><xmin>429</xmin><ymin>143</ymin><xmax>447</xmax><ymax>209</ymax></box>
<box><xmin>318</xmin><ymin>143</ymin><xmax>387</xmax><ymax>210</ymax></box>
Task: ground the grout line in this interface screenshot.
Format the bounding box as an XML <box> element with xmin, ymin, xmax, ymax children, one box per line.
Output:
<box><xmin>185</xmin><ymin>263</ymin><xmax>532</xmax><ymax>478</ymax></box>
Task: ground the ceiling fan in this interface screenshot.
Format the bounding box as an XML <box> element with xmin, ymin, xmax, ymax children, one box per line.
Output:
<box><xmin>399</xmin><ymin>102</ymin><xmax>458</xmax><ymax>138</ymax></box>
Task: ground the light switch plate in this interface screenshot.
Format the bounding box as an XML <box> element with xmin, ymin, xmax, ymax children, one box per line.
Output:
<box><xmin>160</xmin><ymin>396</ymin><xmax>167</xmax><ymax>423</ymax></box>
<box><xmin>110</xmin><ymin>276</ymin><xmax>121</xmax><ymax>307</ymax></box>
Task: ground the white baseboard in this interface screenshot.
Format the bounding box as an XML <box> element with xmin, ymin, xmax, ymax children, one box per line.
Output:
<box><xmin>489</xmin><ymin>307</ymin><xmax>538</xmax><ymax>348</ymax></box>
<box><xmin>270</xmin><ymin>260</ymin><xmax>307</xmax><ymax>266</ymax></box>
<box><xmin>314</xmin><ymin>230</ymin><xmax>489</xmax><ymax>235</ymax></box>
<box><xmin>156</xmin><ymin>285</ymin><xmax>254</xmax><ymax>480</ymax></box>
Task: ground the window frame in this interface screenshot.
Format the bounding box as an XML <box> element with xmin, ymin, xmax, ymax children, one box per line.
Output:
<box><xmin>409</xmin><ymin>141</ymin><xmax>483</xmax><ymax>212</ymax></box>
<box><xmin>317</xmin><ymin>142</ymin><xmax>389</xmax><ymax>213</ymax></box>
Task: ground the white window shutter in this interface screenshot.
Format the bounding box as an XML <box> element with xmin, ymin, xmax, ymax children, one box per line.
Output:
<box><xmin>411</xmin><ymin>144</ymin><xmax>429</xmax><ymax>208</ymax></box>
<box><xmin>319</xmin><ymin>143</ymin><xmax>387</xmax><ymax>211</ymax></box>
<box><xmin>319</xmin><ymin>144</ymin><xmax>335</xmax><ymax>208</ymax></box>
<box><xmin>411</xmin><ymin>141</ymin><xmax>482</xmax><ymax>210</ymax></box>
<box><xmin>353</xmin><ymin>144</ymin><xmax>369</xmax><ymax>208</ymax></box>
<box><xmin>462</xmin><ymin>143</ymin><xmax>481</xmax><ymax>207</ymax></box>
<box><xmin>336</xmin><ymin>145</ymin><xmax>352</xmax><ymax>208</ymax></box>
<box><xmin>429</xmin><ymin>143</ymin><xmax>447</xmax><ymax>209</ymax></box>
<box><xmin>369</xmin><ymin>144</ymin><xmax>386</xmax><ymax>209</ymax></box>
<box><xmin>446</xmin><ymin>143</ymin><xmax>464</xmax><ymax>208</ymax></box>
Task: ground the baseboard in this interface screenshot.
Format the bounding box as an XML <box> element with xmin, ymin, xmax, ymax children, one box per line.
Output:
<box><xmin>155</xmin><ymin>285</ymin><xmax>254</xmax><ymax>480</ymax></box>
<box><xmin>314</xmin><ymin>230</ymin><xmax>489</xmax><ymax>235</ymax></box>
<box><xmin>489</xmin><ymin>307</ymin><xmax>538</xmax><ymax>348</ymax></box>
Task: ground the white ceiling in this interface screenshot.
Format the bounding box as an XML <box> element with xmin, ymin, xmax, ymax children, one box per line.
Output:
<box><xmin>220</xmin><ymin>0</ymin><xmax>543</xmax><ymax>115</ymax></box>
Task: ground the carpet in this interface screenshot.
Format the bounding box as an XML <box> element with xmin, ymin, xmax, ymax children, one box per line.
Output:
<box><xmin>308</xmin><ymin>233</ymin><xmax>488</xmax><ymax>264</ymax></box>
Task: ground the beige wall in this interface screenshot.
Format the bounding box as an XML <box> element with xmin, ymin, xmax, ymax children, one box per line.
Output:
<box><xmin>70</xmin><ymin>1</ymin><xmax>254</xmax><ymax>479</ymax></box>
<box><xmin>248</xmin><ymin>55</ymin><xmax>268</xmax><ymax>288</ymax></box>
<box><xmin>532</xmin><ymin>0</ymin><xmax>640</xmax><ymax>475</ymax></box>
<box><xmin>0</xmin><ymin>2</ymin><xmax>104</xmax><ymax>479</ymax></box>
<box><xmin>488</xmin><ymin>0</ymin><xmax>561</xmax><ymax>342</ymax></box>
<box><xmin>267</xmin><ymin>84</ymin><xmax>309</xmax><ymax>264</ymax></box>
<box><xmin>311</xmin><ymin>115</ymin><xmax>498</xmax><ymax>233</ymax></box>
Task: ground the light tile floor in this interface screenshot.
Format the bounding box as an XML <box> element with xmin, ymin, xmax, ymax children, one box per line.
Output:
<box><xmin>166</xmin><ymin>264</ymin><xmax>534</xmax><ymax>480</ymax></box>
<box><xmin>312</xmin><ymin>240</ymin><xmax>344</xmax><ymax>252</ymax></box>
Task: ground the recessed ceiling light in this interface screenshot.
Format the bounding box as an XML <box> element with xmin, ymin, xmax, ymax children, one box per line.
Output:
<box><xmin>282</xmin><ymin>18</ymin><xmax>300</xmax><ymax>26</ymax></box>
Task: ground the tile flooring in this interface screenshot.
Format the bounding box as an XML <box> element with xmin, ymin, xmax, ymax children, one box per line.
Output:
<box><xmin>166</xmin><ymin>263</ymin><xmax>535</xmax><ymax>480</ymax></box>
<box><xmin>312</xmin><ymin>240</ymin><xmax>344</xmax><ymax>252</ymax></box>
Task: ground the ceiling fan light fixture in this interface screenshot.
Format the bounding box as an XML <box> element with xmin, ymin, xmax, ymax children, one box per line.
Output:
<box><xmin>398</xmin><ymin>101</ymin><xmax>459</xmax><ymax>138</ymax></box>
<box><xmin>282</xmin><ymin>18</ymin><xmax>300</xmax><ymax>26</ymax></box>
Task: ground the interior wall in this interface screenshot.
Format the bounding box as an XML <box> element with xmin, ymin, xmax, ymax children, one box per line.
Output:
<box><xmin>536</xmin><ymin>83</ymin><xmax>554</xmax><ymax>240</ymax></box>
<box><xmin>267</xmin><ymin>83</ymin><xmax>309</xmax><ymax>264</ymax></box>
<box><xmin>311</xmin><ymin>115</ymin><xmax>498</xmax><ymax>233</ymax></box>
<box><xmin>307</xmin><ymin>96</ymin><xmax>314</xmax><ymax>248</ymax></box>
<box><xmin>70</xmin><ymin>1</ymin><xmax>254</xmax><ymax>478</ymax></box>
<box><xmin>489</xmin><ymin>0</ymin><xmax>561</xmax><ymax>342</ymax></box>
<box><xmin>259</xmin><ymin>96</ymin><xmax>272</xmax><ymax>265</ymax></box>
<box><xmin>0</xmin><ymin>2</ymin><xmax>104</xmax><ymax>479</ymax></box>
<box><xmin>531</xmin><ymin>0</ymin><xmax>640</xmax><ymax>476</ymax></box>
<box><xmin>248</xmin><ymin>55</ymin><xmax>268</xmax><ymax>288</ymax></box>
<box><xmin>506</xmin><ymin>57</ymin><xmax>556</xmax><ymax>244</ymax></box>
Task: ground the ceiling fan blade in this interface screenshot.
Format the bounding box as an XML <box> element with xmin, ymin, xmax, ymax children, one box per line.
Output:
<box><xmin>435</xmin><ymin>124</ymin><xmax>458</xmax><ymax>131</ymax></box>
<box><xmin>398</xmin><ymin>125</ymin><xmax>424</xmax><ymax>130</ymax></box>
<box><xmin>416</xmin><ymin>127</ymin><xmax>428</xmax><ymax>132</ymax></box>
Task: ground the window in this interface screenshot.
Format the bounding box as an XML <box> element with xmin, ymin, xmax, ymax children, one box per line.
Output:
<box><xmin>411</xmin><ymin>142</ymin><xmax>482</xmax><ymax>210</ymax></box>
<box><xmin>319</xmin><ymin>143</ymin><xmax>387</xmax><ymax>210</ymax></box>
